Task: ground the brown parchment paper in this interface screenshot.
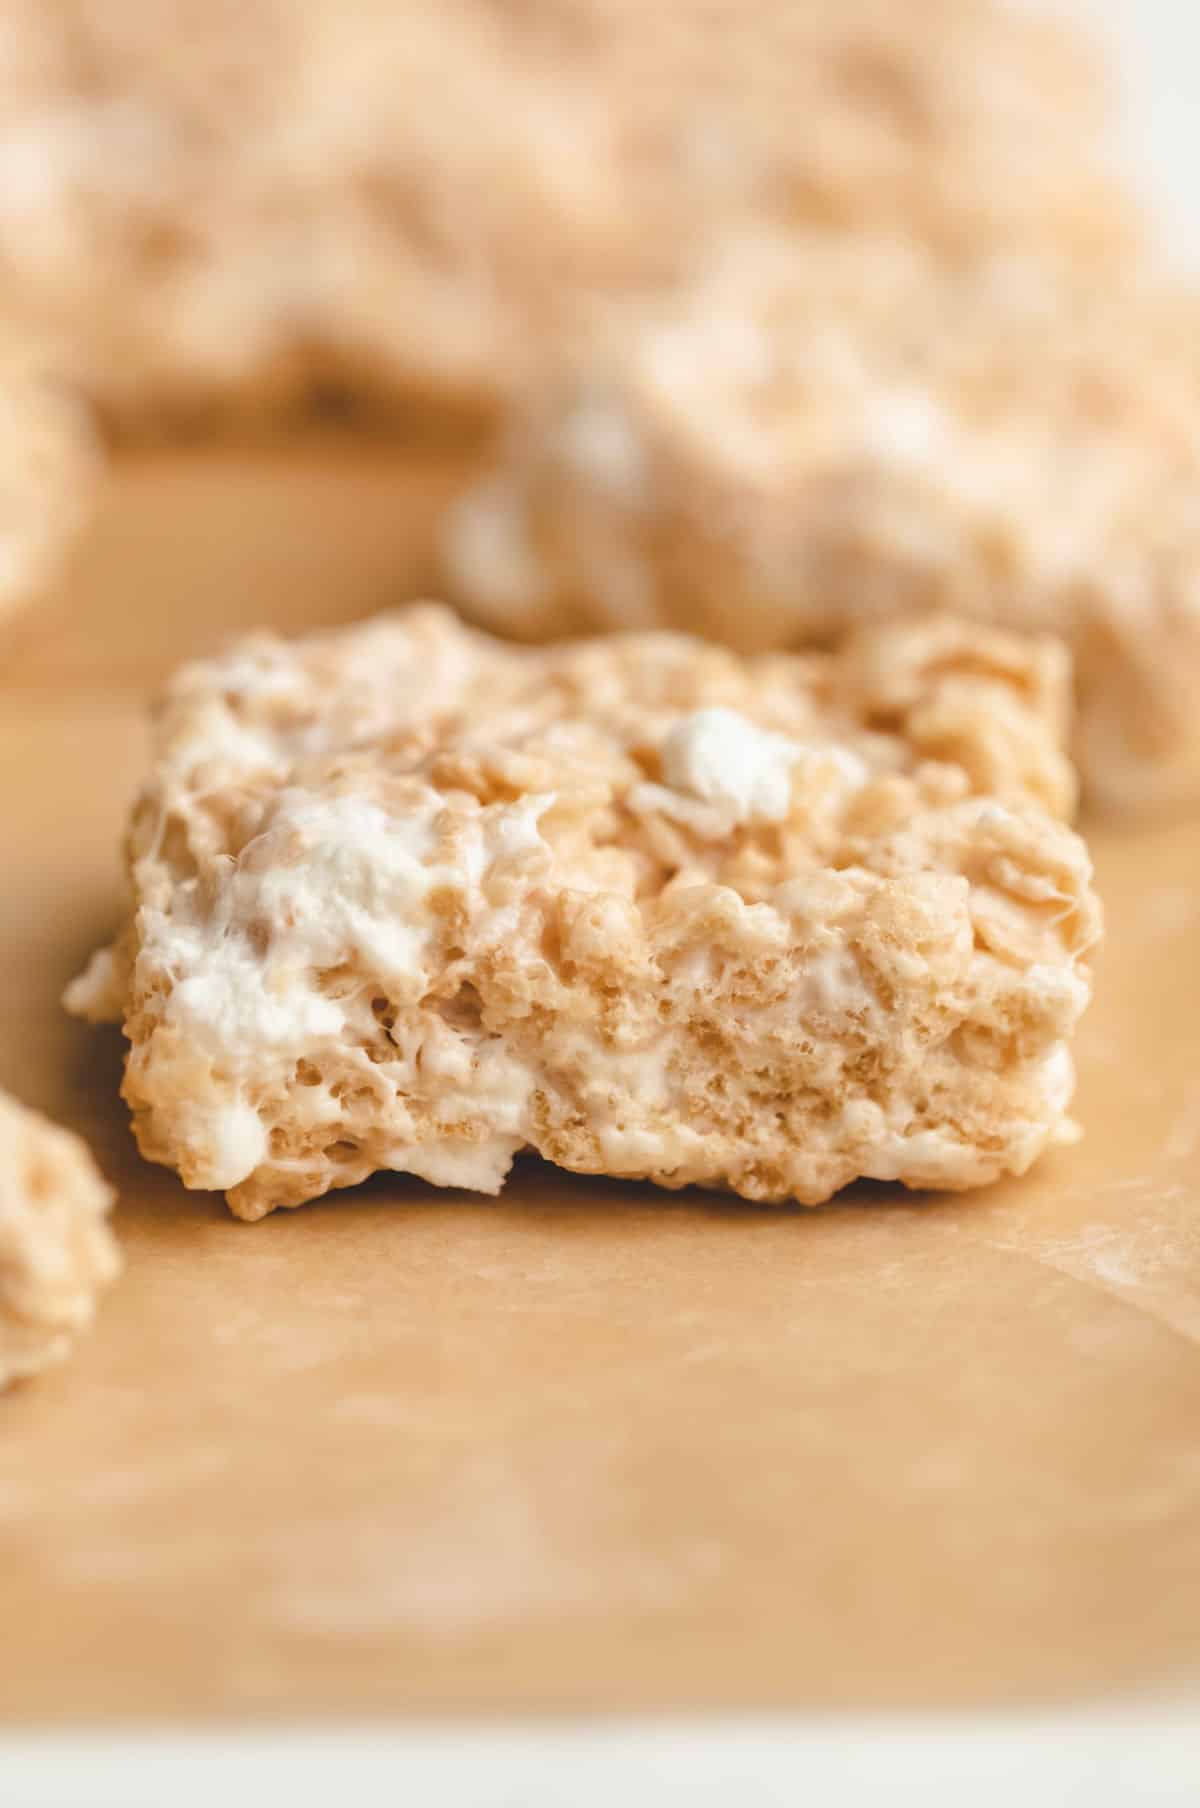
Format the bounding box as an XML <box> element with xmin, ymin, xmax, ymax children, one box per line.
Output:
<box><xmin>1</xmin><ymin>450</ymin><xmax>1198</xmax><ymax>1726</ymax></box>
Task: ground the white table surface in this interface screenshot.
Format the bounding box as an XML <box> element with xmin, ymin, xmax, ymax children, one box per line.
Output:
<box><xmin>3</xmin><ymin>1707</ymin><xmax>1199</xmax><ymax>1805</ymax></box>
<box><xmin>7</xmin><ymin>4</ymin><xmax>1200</xmax><ymax>1801</ymax></box>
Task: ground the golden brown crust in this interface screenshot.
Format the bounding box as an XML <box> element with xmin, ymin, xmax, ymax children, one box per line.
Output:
<box><xmin>70</xmin><ymin>605</ymin><xmax>1099</xmax><ymax>1219</ymax></box>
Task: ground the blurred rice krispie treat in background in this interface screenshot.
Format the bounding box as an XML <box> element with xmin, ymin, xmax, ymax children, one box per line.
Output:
<box><xmin>0</xmin><ymin>346</ymin><xmax>95</xmax><ymax>624</ymax></box>
<box><xmin>0</xmin><ymin>0</ymin><xmax>1134</xmax><ymax>431</ymax></box>
<box><xmin>0</xmin><ymin>1089</ymin><xmax>120</xmax><ymax>1387</ymax></box>
<box><xmin>445</xmin><ymin>233</ymin><xmax>1200</xmax><ymax>813</ymax></box>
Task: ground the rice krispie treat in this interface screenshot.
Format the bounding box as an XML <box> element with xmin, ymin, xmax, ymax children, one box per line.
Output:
<box><xmin>445</xmin><ymin>235</ymin><xmax>1200</xmax><ymax>812</ymax></box>
<box><xmin>0</xmin><ymin>351</ymin><xmax>95</xmax><ymax>626</ymax></box>
<box><xmin>0</xmin><ymin>1090</ymin><xmax>120</xmax><ymax>1386</ymax></box>
<box><xmin>0</xmin><ymin>0</ymin><xmax>1131</xmax><ymax>428</ymax></box>
<box><xmin>68</xmin><ymin>605</ymin><xmax>1099</xmax><ymax>1220</ymax></box>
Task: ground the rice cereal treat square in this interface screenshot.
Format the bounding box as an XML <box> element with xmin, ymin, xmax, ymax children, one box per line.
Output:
<box><xmin>445</xmin><ymin>234</ymin><xmax>1200</xmax><ymax>813</ymax></box>
<box><xmin>0</xmin><ymin>0</ymin><xmax>1133</xmax><ymax>428</ymax></box>
<box><xmin>0</xmin><ymin>348</ymin><xmax>95</xmax><ymax>629</ymax></box>
<box><xmin>0</xmin><ymin>1090</ymin><xmax>120</xmax><ymax>1387</ymax></box>
<box><xmin>69</xmin><ymin>606</ymin><xmax>1100</xmax><ymax>1220</ymax></box>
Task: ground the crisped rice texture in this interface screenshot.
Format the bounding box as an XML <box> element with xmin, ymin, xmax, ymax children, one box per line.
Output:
<box><xmin>0</xmin><ymin>0</ymin><xmax>1133</xmax><ymax>429</ymax></box>
<box><xmin>0</xmin><ymin>349</ymin><xmax>95</xmax><ymax>626</ymax></box>
<box><xmin>445</xmin><ymin>234</ymin><xmax>1200</xmax><ymax>813</ymax></box>
<box><xmin>0</xmin><ymin>1090</ymin><xmax>120</xmax><ymax>1386</ymax></box>
<box><xmin>69</xmin><ymin>605</ymin><xmax>1100</xmax><ymax>1221</ymax></box>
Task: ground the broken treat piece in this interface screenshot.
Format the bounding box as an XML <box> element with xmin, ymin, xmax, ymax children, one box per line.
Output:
<box><xmin>0</xmin><ymin>1090</ymin><xmax>120</xmax><ymax>1386</ymax></box>
<box><xmin>0</xmin><ymin>349</ymin><xmax>96</xmax><ymax>628</ymax></box>
<box><xmin>0</xmin><ymin>0</ymin><xmax>1132</xmax><ymax>429</ymax></box>
<box><xmin>445</xmin><ymin>233</ymin><xmax>1200</xmax><ymax>813</ymax></box>
<box><xmin>69</xmin><ymin>605</ymin><xmax>1100</xmax><ymax>1220</ymax></box>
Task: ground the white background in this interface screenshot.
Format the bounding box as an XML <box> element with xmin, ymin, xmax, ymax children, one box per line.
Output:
<box><xmin>1067</xmin><ymin>0</ymin><xmax>1200</xmax><ymax>267</ymax></box>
